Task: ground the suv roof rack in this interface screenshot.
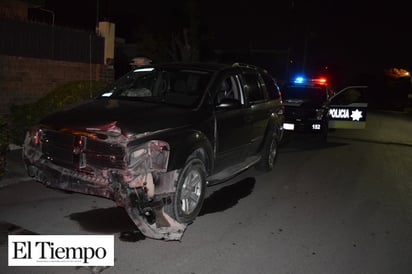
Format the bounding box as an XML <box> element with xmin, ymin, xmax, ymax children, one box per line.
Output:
<box><xmin>232</xmin><ymin>62</ymin><xmax>268</xmax><ymax>73</ymax></box>
<box><xmin>232</xmin><ymin>62</ymin><xmax>257</xmax><ymax>69</ymax></box>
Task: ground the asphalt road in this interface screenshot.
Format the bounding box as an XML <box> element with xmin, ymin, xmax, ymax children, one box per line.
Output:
<box><xmin>0</xmin><ymin>110</ymin><xmax>411</xmax><ymax>274</ymax></box>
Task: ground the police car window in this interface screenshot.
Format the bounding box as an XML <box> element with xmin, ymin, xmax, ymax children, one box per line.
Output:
<box><xmin>243</xmin><ymin>73</ymin><xmax>265</xmax><ymax>103</ymax></box>
<box><xmin>282</xmin><ymin>85</ymin><xmax>326</xmax><ymax>104</ymax></box>
<box><xmin>332</xmin><ymin>88</ymin><xmax>366</xmax><ymax>105</ymax></box>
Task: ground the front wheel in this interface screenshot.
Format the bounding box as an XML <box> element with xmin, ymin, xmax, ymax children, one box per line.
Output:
<box><xmin>165</xmin><ymin>156</ymin><xmax>206</xmax><ymax>224</ymax></box>
<box><xmin>256</xmin><ymin>132</ymin><xmax>278</xmax><ymax>172</ymax></box>
<box><xmin>319</xmin><ymin>120</ymin><xmax>329</xmax><ymax>142</ymax></box>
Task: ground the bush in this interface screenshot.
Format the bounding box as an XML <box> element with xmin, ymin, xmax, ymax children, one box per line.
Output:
<box><xmin>0</xmin><ymin>115</ymin><xmax>10</xmax><ymax>178</ymax></box>
<box><xmin>9</xmin><ymin>80</ymin><xmax>108</xmax><ymax>146</ymax></box>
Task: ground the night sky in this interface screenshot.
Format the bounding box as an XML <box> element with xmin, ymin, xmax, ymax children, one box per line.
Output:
<box><xmin>41</xmin><ymin>0</ymin><xmax>412</xmax><ymax>81</ymax></box>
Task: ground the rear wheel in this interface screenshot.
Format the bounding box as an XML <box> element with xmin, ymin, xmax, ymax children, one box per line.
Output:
<box><xmin>256</xmin><ymin>132</ymin><xmax>278</xmax><ymax>171</ymax></box>
<box><xmin>277</xmin><ymin>125</ymin><xmax>285</xmax><ymax>146</ymax></box>
<box><xmin>165</xmin><ymin>155</ymin><xmax>206</xmax><ymax>224</ymax></box>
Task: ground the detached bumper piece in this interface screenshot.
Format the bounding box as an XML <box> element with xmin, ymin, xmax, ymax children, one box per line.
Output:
<box><xmin>25</xmin><ymin>163</ymin><xmax>187</xmax><ymax>240</ymax></box>
<box><xmin>126</xmin><ymin>189</ymin><xmax>186</xmax><ymax>241</ymax></box>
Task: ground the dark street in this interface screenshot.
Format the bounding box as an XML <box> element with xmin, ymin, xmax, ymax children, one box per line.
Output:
<box><xmin>1</xmin><ymin>110</ymin><xmax>411</xmax><ymax>274</ymax></box>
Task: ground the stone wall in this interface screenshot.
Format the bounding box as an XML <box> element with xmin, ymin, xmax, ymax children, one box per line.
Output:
<box><xmin>0</xmin><ymin>55</ymin><xmax>114</xmax><ymax>115</ymax></box>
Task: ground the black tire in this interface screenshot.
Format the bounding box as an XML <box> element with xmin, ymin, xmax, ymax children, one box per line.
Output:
<box><xmin>279</xmin><ymin>129</ymin><xmax>292</xmax><ymax>146</ymax></box>
<box><xmin>319</xmin><ymin>120</ymin><xmax>329</xmax><ymax>142</ymax></box>
<box><xmin>165</xmin><ymin>156</ymin><xmax>206</xmax><ymax>224</ymax></box>
<box><xmin>256</xmin><ymin>131</ymin><xmax>278</xmax><ymax>171</ymax></box>
<box><xmin>277</xmin><ymin>126</ymin><xmax>285</xmax><ymax>146</ymax></box>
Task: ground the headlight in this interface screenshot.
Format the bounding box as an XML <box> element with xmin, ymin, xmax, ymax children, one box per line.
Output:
<box><xmin>129</xmin><ymin>147</ymin><xmax>147</xmax><ymax>167</ymax></box>
<box><xmin>129</xmin><ymin>140</ymin><xmax>170</xmax><ymax>172</ymax></box>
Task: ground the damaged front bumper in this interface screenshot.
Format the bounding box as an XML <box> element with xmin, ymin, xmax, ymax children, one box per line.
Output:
<box><xmin>23</xmin><ymin>128</ymin><xmax>187</xmax><ymax>241</ymax></box>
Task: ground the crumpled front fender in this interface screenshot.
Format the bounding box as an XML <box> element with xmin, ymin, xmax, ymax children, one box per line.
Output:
<box><xmin>23</xmin><ymin>127</ymin><xmax>189</xmax><ymax>241</ymax></box>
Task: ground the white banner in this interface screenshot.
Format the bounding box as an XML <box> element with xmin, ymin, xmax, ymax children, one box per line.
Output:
<box><xmin>8</xmin><ymin>235</ymin><xmax>114</xmax><ymax>266</ymax></box>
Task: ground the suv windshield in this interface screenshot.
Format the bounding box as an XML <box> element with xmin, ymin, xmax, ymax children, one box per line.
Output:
<box><xmin>98</xmin><ymin>67</ymin><xmax>212</xmax><ymax>108</ymax></box>
<box><xmin>281</xmin><ymin>85</ymin><xmax>327</xmax><ymax>105</ymax></box>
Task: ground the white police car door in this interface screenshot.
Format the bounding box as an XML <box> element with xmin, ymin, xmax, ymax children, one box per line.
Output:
<box><xmin>328</xmin><ymin>86</ymin><xmax>368</xmax><ymax>129</ymax></box>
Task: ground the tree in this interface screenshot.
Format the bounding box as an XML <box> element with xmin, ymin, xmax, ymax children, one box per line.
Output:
<box><xmin>168</xmin><ymin>28</ymin><xmax>199</xmax><ymax>62</ymax></box>
<box><xmin>124</xmin><ymin>0</ymin><xmax>210</xmax><ymax>64</ymax></box>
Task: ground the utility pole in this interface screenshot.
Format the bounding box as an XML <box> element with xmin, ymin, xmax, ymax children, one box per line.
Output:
<box><xmin>302</xmin><ymin>33</ymin><xmax>308</xmax><ymax>75</ymax></box>
<box><xmin>96</xmin><ymin>0</ymin><xmax>100</xmax><ymax>32</ymax></box>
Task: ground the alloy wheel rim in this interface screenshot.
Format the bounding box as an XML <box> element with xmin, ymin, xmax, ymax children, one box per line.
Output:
<box><xmin>180</xmin><ymin>169</ymin><xmax>202</xmax><ymax>214</ymax></box>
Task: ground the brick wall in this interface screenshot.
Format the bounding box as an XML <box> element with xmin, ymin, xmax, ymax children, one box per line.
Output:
<box><xmin>0</xmin><ymin>55</ymin><xmax>114</xmax><ymax>115</ymax></box>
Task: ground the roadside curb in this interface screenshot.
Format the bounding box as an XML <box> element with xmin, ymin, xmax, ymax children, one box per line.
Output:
<box><xmin>0</xmin><ymin>177</ymin><xmax>33</xmax><ymax>189</ymax></box>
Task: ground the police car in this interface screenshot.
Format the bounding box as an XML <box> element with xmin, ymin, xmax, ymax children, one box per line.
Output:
<box><xmin>280</xmin><ymin>76</ymin><xmax>368</xmax><ymax>140</ymax></box>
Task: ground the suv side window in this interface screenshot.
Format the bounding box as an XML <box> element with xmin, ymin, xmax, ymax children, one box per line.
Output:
<box><xmin>215</xmin><ymin>75</ymin><xmax>243</xmax><ymax>105</ymax></box>
<box><xmin>242</xmin><ymin>72</ymin><xmax>266</xmax><ymax>103</ymax></box>
<box><xmin>261</xmin><ymin>73</ymin><xmax>280</xmax><ymax>100</ymax></box>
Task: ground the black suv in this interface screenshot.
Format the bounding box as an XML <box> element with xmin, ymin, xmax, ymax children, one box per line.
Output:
<box><xmin>23</xmin><ymin>62</ymin><xmax>284</xmax><ymax>241</ymax></box>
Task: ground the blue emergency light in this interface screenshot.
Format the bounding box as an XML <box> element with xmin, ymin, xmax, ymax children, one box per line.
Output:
<box><xmin>294</xmin><ymin>76</ymin><xmax>305</xmax><ymax>84</ymax></box>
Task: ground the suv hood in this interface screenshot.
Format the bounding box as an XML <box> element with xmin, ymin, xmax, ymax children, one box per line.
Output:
<box><xmin>40</xmin><ymin>98</ymin><xmax>200</xmax><ymax>136</ymax></box>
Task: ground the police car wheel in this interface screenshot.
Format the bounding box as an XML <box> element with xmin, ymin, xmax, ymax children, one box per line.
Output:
<box><xmin>320</xmin><ymin>122</ymin><xmax>328</xmax><ymax>141</ymax></box>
